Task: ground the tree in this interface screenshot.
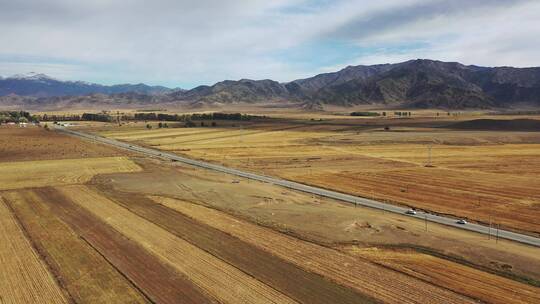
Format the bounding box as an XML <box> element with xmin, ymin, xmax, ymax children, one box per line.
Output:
<box><xmin>43</xmin><ymin>123</ymin><xmax>49</xmax><ymax>130</ymax></box>
<box><xmin>146</xmin><ymin>124</ymin><xmax>152</xmax><ymax>129</ymax></box>
<box><xmin>158</xmin><ymin>122</ymin><xmax>163</xmax><ymax>128</ymax></box>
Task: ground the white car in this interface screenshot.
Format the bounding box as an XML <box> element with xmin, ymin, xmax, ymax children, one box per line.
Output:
<box><xmin>406</xmin><ymin>209</ymin><xmax>417</xmax><ymax>215</ymax></box>
<box><xmin>457</xmin><ymin>219</ymin><xmax>467</xmax><ymax>224</ymax></box>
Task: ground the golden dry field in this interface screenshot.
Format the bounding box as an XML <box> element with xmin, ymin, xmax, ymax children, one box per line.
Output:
<box><xmin>154</xmin><ymin>195</ymin><xmax>540</xmax><ymax>304</ymax></box>
<box><xmin>2</xmin><ymin>190</ymin><xmax>148</xmax><ymax>304</ymax></box>
<box><xmin>0</xmin><ymin>156</ymin><xmax>141</xmax><ymax>190</ymax></box>
<box><xmin>1</xmin><ymin>122</ymin><xmax>539</xmax><ymax>304</ymax></box>
<box><xmin>0</xmin><ymin>197</ymin><xmax>69</xmax><ymax>304</ymax></box>
<box><xmin>57</xmin><ymin>185</ymin><xmax>299</xmax><ymax>304</ymax></box>
<box><xmin>95</xmin><ymin>115</ymin><xmax>540</xmax><ymax>235</ymax></box>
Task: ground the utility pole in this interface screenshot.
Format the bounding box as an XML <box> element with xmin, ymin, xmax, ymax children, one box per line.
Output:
<box><xmin>426</xmin><ymin>143</ymin><xmax>433</xmax><ymax>167</ymax></box>
<box><xmin>488</xmin><ymin>215</ymin><xmax>492</xmax><ymax>240</ymax></box>
<box><xmin>496</xmin><ymin>224</ymin><xmax>499</xmax><ymax>244</ymax></box>
<box><xmin>425</xmin><ymin>214</ymin><xmax>428</xmax><ymax>232</ymax></box>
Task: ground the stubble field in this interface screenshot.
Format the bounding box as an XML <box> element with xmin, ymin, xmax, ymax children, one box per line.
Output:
<box><xmin>94</xmin><ymin>115</ymin><xmax>540</xmax><ymax>235</ymax></box>
<box><xmin>1</xmin><ymin>122</ymin><xmax>539</xmax><ymax>304</ymax></box>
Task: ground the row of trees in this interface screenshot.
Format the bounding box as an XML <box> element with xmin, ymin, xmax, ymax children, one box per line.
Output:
<box><xmin>134</xmin><ymin>112</ymin><xmax>262</xmax><ymax>122</ymax></box>
<box><xmin>350</xmin><ymin>111</ymin><xmax>380</xmax><ymax>117</ymax></box>
<box><xmin>0</xmin><ymin>111</ymin><xmax>38</xmax><ymax>123</ymax></box>
<box><xmin>81</xmin><ymin>113</ymin><xmax>114</xmax><ymax>122</ymax></box>
<box><xmin>34</xmin><ymin>111</ymin><xmax>264</xmax><ymax>124</ymax></box>
<box><xmin>349</xmin><ymin>111</ymin><xmax>413</xmax><ymax>117</ymax></box>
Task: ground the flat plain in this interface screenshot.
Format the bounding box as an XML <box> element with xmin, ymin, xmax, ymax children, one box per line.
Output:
<box><xmin>1</xmin><ymin>115</ymin><xmax>539</xmax><ymax>304</ymax></box>
<box><xmin>95</xmin><ymin>114</ymin><xmax>540</xmax><ymax>235</ymax></box>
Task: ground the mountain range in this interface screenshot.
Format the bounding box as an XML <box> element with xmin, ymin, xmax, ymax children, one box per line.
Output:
<box><xmin>0</xmin><ymin>72</ymin><xmax>174</xmax><ymax>97</ymax></box>
<box><xmin>2</xmin><ymin>60</ymin><xmax>540</xmax><ymax>109</ymax></box>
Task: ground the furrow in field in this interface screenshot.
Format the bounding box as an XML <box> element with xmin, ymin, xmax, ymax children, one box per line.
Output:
<box><xmin>0</xmin><ymin>196</ymin><xmax>69</xmax><ymax>304</ymax></box>
<box><xmin>38</xmin><ymin>187</ymin><xmax>217</xmax><ymax>304</ymax></box>
<box><xmin>142</xmin><ymin>129</ymin><xmax>243</xmax><ymax>144</ymax></box>
<box><xmin>3</xmin><ymin>189</ymin><xmax>150</xmax><ymax>304</ymax></box>
<box><xmin>152</xmin><ymin>196</ymin><xmax>477</xmax><ymax>304</ymax></box>
<box><xmin>104</xmin><ymin>128</ymin><xmax>215</xmax><ymax>140</ymax></box>
<box><xmin>150</xmin><ymin>124</ymin><xmax>305</xmax><ymax>148</ymax></box>
<box><xmin>347</xmin><ymin>248</ymin><xmax>540</xmax><ymax>304</ymax></box>
<box><xmin>105</xmin><ymin>191</ymin><xmax>377</xmax><ymax>304</ymax></box>
<box><xmin>57</xmin><ymin>185</ymin><xmax>298</xmax><ymax>304</ymax></box>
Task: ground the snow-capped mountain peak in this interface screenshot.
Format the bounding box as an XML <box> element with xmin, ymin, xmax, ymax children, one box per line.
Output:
<box><xmin>7</xmin><ymin>72</ymin><xmax>58</xmax><ymax>81</ymax></box>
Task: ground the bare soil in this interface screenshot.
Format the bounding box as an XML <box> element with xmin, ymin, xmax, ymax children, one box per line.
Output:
<box><xmin>41</xmin><ymin>187</ymin><xmax>217</xmax><ymax>304</ymax></box>
<box><xmin>101</xmin><ymin>188</ymin><xmax>378</xmax><ymax>304</ymax></box>
<box><xmin>0</xmin><ymin>125</ymin><xmax>126</xmax><ymax>162</ymax></box>
<box><xmin>3</xmin><ymin>189</ymin><xmax>149</xmax><ymax>304</ymax></box>
<box><xmin>0</xmin><ymin>197</ymin><xmax>68</xmax><ymax>304</ymax></box>
<box><xmin>93</xmin><ymin>158</ymin><xmax>540</xmax><ymax>284</ymax></box>
<box><xmin>92</xmin><ymin>116</ymin><xmax>540</xmax><ymax>235</ymax></box>
<box><xmin>156</xmin><ymin>196</ymin><xmax>540</xmax><ymax>304</ymax></box>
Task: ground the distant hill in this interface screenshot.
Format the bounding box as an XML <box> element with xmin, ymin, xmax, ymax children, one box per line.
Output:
<box><xmin>296</xmin><ymin>60</ymin><xmax>540</xmax><ymax>108</ymax></box>
<box><xmin>170</xmin><ymin>79</ymin><xmax>290</xmax><ymax>106</ymax></box>
<box><xmin>172</xmin><ymin>59</ymin><xmax>540</xmax><ymax>109</ymax></box>
<box><xmin>0</xmin><ymin>72</ymin><xmax>173</xmax><ymax>97</ymax></box>
<box><xmin>285</xmin><ymin>64</ymin><xmax>395</xmax><ymax>96</ymax></box>
<box><xmin>2</xmin><ymin>60</ymin><xmax>540</xmax><ymax>109</ymax></box>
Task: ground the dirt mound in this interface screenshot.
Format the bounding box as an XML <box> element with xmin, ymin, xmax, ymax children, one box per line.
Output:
<box><xmin>446</xmin><ymin>119</ymin><xmax>540</xmax><ymax>131</ymax></box>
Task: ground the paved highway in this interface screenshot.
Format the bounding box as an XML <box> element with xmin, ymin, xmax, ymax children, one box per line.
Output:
<box><xmin>57</xmin><ymin>126</ymin><xmax>540</xmax><ymax>247</ymax></box>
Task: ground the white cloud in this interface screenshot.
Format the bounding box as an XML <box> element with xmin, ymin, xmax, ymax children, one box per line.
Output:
<box><xmin>0</xmin><ymin>0</ymin><xmax>539</xmax><ymax>87</ymax></box>
<box><xmin>333</xmin><ymin>0</ymin><xmax>540</xmax><ymax>68</ymax></box>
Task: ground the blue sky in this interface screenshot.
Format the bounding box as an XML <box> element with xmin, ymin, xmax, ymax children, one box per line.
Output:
<box><xmin>1</xmin><ymin>0</ymin><xmax>539</xmax><ymax>89</ymax></box>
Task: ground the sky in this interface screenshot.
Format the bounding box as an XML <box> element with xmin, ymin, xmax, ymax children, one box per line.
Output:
<box><xmin>1</xmin><ymin>0</ymin><xmax>539</xmax><ymax>88</ymax></box>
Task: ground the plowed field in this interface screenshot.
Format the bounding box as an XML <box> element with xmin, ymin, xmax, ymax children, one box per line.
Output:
<box><xmin>106</xmin><ymin>191</ymin><xmax>377</xmax><ymax>304</ymax></box>
<box><xmin>150</xmin><ymin>195</ymin><xmax>476</xmax><ymax>304</ymax></box>
<box><xmin>0</xmin><ymin>197</ymin><xmax>68</xmax><ymax>304</ymax></box>
<box><xmin>39</xmin><ymin>187</ymin><xmax>217</xmax><ymax>304</ymax></box>
<box><xmin>0</xmin><ymin>126</ymin><xmax>125</xmax><ymax>162</ymax></box>
<box><xmin>98</xmin><ymin>121</ymin><xmax>540</xmax><ymax>235</ymax></box>
<box><xmin>342</xmin><ymin>246</ymin><xmax>540</xmax><ymax>304</ymax></box>
<box><xmin>58</xmin><ymin>185</ymin><xmax>299</xmax><ymax>304</ymax></box>
<box><xmin>154</xmin><ymin>195</ymin><xmax>540</xmax><ymax>304</ymax></box>
<box><xmin>3</xmin><ymin>189</ymin><xmax>149</xmax><ymax>304</ymax></box>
